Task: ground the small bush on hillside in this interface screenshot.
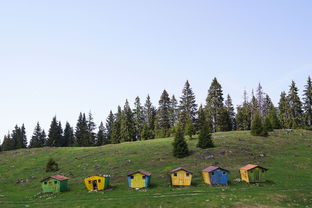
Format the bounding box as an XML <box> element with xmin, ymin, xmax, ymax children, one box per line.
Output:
<box><xmin>263</xmin><ymin>116</ymin><xmax>273</xmax><ymax>132</ymax></box>
<box><xmin>46</xmin><ymin>158</ymin><xmax>59</xmax><ymax>172</ymax></box>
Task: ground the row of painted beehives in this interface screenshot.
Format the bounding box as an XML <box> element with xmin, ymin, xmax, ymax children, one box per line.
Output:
<box><xmin>41</xmin><ymin>164</ymin><xmax>268</xmax><ymax>193</ymax></box>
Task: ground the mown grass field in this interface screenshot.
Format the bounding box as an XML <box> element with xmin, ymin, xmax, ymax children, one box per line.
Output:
<box><xmin>0</xmin><ymin>130</ymin><xmax>311</xmax><ymax>208</ymax></box>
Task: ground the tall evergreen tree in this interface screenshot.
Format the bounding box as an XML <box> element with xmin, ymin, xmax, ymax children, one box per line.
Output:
<box><xmin>87</xmin><ymin>112</ymin><xmax>96</xmax><ymax>145</ymax></box>
<box><xmin>263</xmin><ymin>116</ymin><xmax>273</xmax><ymax>132</ymax></box>
<box><xmin>303</xmin><ymin>76</ymin><xmax>312</xmax><ymax>127</ymax></box>
<box><xmin>172</xmin><ymin>123</ymin><xmax>189</xmax><ymax>158</ymax></box>
<box><xmin>236</xmin><ymin>90</ymin><xmax>252</xmax><ymax>130</ymax></box>
<box><xmin>111</xmin><ymin>106</ymin><xmax>122</xmax><ymax>143</ymax></box>
<box><xmin>251</xmin><ymin>112</ymin><xmax>268</xmax><ymax>136</ymax></box>
<box><xmin>263</xmin><ymin>94</ymin><xmax>273</xmax><ymax>117</ymax></box>
<box><xmin>225</xmin><ymin>94</ymin><xmax>236</xmax><ymax>131</ymax></box>
<box><xmin>11</xmin><ymin>124</ymin><xmax>27</xmax><ymax>149</ymax></box>
<box><xmin>75</xmin><ymin>113</ymin><xmax>90</xmax><ymax>146</ymax></box>
<box><xmin>250</xmin><ymin>92</ymin><xmax>259</xmax><ymax>120</ymax></box>
<box><xmin>120</xmin><ymin>100</ymin><xmax>136</xmax><ymax>142</ymax></box>
<box><xmin>197</xmin><ymin>106</ymin><xmax>213</xmax><ymax>148</ymax></box>
<box><xmin>278</xmin><ymin>91</ymin><xmax>288</xmax><ymax>128</ymax></box>
<box><xmin>105</xmin><ymin>111</ymin><xmax>114</xmax><ymax>143</ymax></box>
<box><xmin>64</xmin><ymin>122</ymin><xmax>75</xmax><ymax>147</ymax></box>
<box><xmin>47</xmin><ymin>117</ymin><xmax>63</xmax><ymax>147</ymax></box>
<box><xmin>179</xmin><ymin>80</ymin><xmax>198</xmax><ymax>136</ymax></box>
<box><xmin>169</xmin><ymin>95</ymin><xmax>178</xmax><ymax>128</ymax></box>
<box><xmin>287</xmin><ymin>81</ymin><xmax>303</xmax><ymax>128</ymax></box>
<box><xmin>29</xmin><ymin>122</ymin><xmax>47</xmax><ymax>148</ymax></box>
<box><xmin>206</xmin><ymin>78</ymin><xmax>227</xmax><ymax>132</ymax></box>
<box><xmin>267</xmin><ymin>106</ymin><xmax>281</xmax><ymax>129</ymax></box>
<box><xmin>1</xmin><ymin>133</ymin><xmax>15</xmax><ymax>151</ymax></box>
<box><xmin>156</xmin><ymin>90</ymin><xmax>171</xmax><ymax>138</ymax></box>
<box><xmin>96</xmin><ymin>122</ymin><xmax>107</xmax><ymax>146</ymax></box>
<box><xmin>256</xmin><ymin>83</ymin><xmax>265</xmax><ymax>117</ymax></box>
<box><xmin>133</xmin><ymin>96</ymin><xmax>144</xmax><ymax>140</ymax></box>
<box><xmin>143</xmin><ymin>95</ymin><xmax>156</xmax><ymax>139</ymax></box>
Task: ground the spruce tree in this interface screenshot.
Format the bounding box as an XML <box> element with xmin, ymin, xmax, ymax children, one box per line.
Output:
<box><xmin>197</xmin><ymin>107</ymin><xmax>213</xmax><ymax>148</ymax></box>
<box><xmin>1</xmin><ymin>133</ymin><xmax>15</xmax><ymax>151</ymax></box>
<box><xmin>96</xmin><ymin>122</ymin><xmax>106</xmax><ymax>146</ymax></box>
<box><xmin>105</xmin><ymin>111</ymin><xmax>114</xmax><ymax>143</ymax></box>
<box><xmin>64</xmin><ymin>122</ymin><xmax>75</xmax><ymax>147</ymax></box>
<box><xmin>263</xmin><ymin>94</ymin><xmax>273</xmax><ymax>117</ymax></box>
<box><xmin>143</xmin><ymin>95</ymin><xmax>156</xmax><ymax>139</ymax></box>
<box><xmin>75</xmin><ymin>113</ymin><xmax>90</xmax><ymax>146</ymax></box>
<box><xmin>267</xmin><ymin>106</ymin><xmax>280</xmax><ymax>129</ymax></box>
<box><xmin>47</xmin><ymin>117</ymin><xmax>63</xmax><ymax>147</ymax></box>
<box><xmin>303</xmin><ymin>76</ymin><xmax>312</xmax><ymax>127</ymax></box>
<box><xmin>11</xmin><ymin>125</ymin><xmax>27</xmax><ymax>149</ymax></box>
<box><xmin>156</xmin><ymin>90</ymin><xmax>171</xmax><ymax>138</ymax></box>
<box><xmin>111</xmin><ymin>106</ymin><xmax>122</xmax><ymax>143</ymax></box>
<box><xmin>236</xmin><ymin>91</ymin><xmax>252</xmax><ymax>130</ymax></box>
<box><xmin>263</xmin><ymin>116</ymin><xmax>273</xmax><ymax>132</ymax></box>
<box><xmin>87</xmin><ymin>112</ymin><xmax>96</xmax><ymax>145</ymax></box>
<box><xmin>225</xmin><ymin>94</ymin><xmax>236</xmax><ymax>131</ymax></box>
<box><xmin>278</xmin><ymin>91</ymin><xmax>288</xmax><ymax>128</ymax></box>
<box><xmin>287</xmin><ymin>81</ymin><xmax>303</xmax><ymax>128</ymax></box>
<box><xmin>29</xmin><ymin>122</ymin><xmax>47</xmax><ymax>148</ymax></box>
<box><xmin>256</xmin><ymin>83</ymin><xmax>265</xmax><ymax>117</ymax></box>
<box><xmin>206</xmin><ymin>78</ymin><xmax>227</xmax><ymax>132</ymax></box>
<box><xmin>133</xmin><ymin>96</ymin><xmax>144</xmax><ymax>140</ymax></box>
<box><xmin>120</xmin><ymin>100</ymin><xmax>136</xmax><ymax>142</ymax></box>
<box><xmin>172</xmin><ymin>123</ymin><xmax>189</xmax><ymax>158</ymax></box>
<box><xmin>251</xmin><ymin>113</ymin><xmax>268</xmax><ymax>136</ymax></box>
<box><xmin>169</xmin><ymin>95</ymin><xmax>178</xmax><ymax>128</ymax></box>
<box><xmin>179</xmin><ymin>81</ymin><xmax>198</xmax><ymax>135</ymax></box>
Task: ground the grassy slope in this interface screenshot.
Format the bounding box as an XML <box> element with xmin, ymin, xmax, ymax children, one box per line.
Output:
<box><xmin>0</xmin><ymin>130</ymin><xmax>311</xmax><ymax>208</ymax></box>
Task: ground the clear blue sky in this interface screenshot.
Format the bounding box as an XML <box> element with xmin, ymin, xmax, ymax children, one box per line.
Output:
<box><xmin>0</xmin><ymin>0</ymin><xmax>311</xmax><ymax>142</ymax></box>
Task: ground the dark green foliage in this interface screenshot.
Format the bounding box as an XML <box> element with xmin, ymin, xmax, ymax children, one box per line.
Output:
<box><xmin>47</xmin><ymin>117</ymin><xmax>63</xmax><ymax>147</ymax></box>
<box><xmin>263</xmin><ymin>94</ymin><xmax>273</xmax><ymax>117</ymax></box>
<box><xmin>1</xmin><ymin>133</ymin><xmax>15</xmax><ymax>151</ymax></box>
<box><xmin>236</xmin><ymin>91</ymin><xmax>252</xmax><ymax>130</ymax></box>
<box><xmin>75</xmin><ymin>113</ymin><xmax>90</xmax><ymax>146</ymax></box>
<box><xmin>184</xmin><ymin>119</ymin><xmax>195</xmax><ymax>139</ymax></box>
<box><xmin>179</xmin><ymin>81</ymin><xmax>198</xmax><ymax>136</ymax></box>
<box><xmin>111</xmin><ymin>106</ymin><xmax>122</xmax><ymax>143</ymax></box>
<box><xmin>87</xmin><ymin>112</ymin><xmax>97</xmax><ymax>145</ymax></box>
<box><xmin>197</xmin><ymin>107</ymin><xmax>214</xmax><ymax>149</ymax></box>
<box><xmin>169</xmin><ymin>95</ymin><xmax>178</xmax><ymax>128</ymax></box>
<box><xmin>63</xmin><ymin>122</ymin><xmax>75</xmax><ymax>147</ymax></box>
<box><xmin>156</xmin><ymin>90</ymin><xmax>171</xmax><ymax>138</ymax></box>
<box><xmin>46</xmin><ymin>158</ymin><xmax>59</xmax><ymax>172</ymax></box>
<box><xmin>105</xmin><ymin>111</ymin><xmax>114</xmax><ymax>143</ymax></box>
<box><xmin>225</xmin><ymin>94</ymin><xmax>236</xmax><ymax>131</ymax></box>
<box><xmin>206</xmin><ymin>78</ymin><xmax>227</xmax><ymax>132</ymax></box>
<box><xmin>141</xmin><ymin>123</ymin><xmax>155</xmax><ymax>140</ymax></box>
<box><xmin>120</xmin><ymin>100</ymin><xmax>136</xmax><ymax>142</ymax></box>
<box><xmin>172</xmin><ymin>123</ymin><xmax>189</xmax><ymax>158</ymax></box>
<box><xmin>287</xmin><ymin>81</ymin><xmax>303</xmax><ymax>128</ymax></box>
<box><xmin>263</xmin><ymin>116</ymin><xmax>273</xmax><ymax>132</ymax></box>
<box><xmin>96</xmin><ymin>122</ymin><xmax>106</xmax><ymax>146</ymax></box>
<box><xmin>267</xmin><ymin>106</ymin><xmax>281</xmax><ymax>129</ymax></box>
<box><xmin>303</xmin><ymin>76</ymin><xmax>312</xmax><ymax>127</ymax></box>
<box><xmin>11</xmin><ymin>124</ymin><xmax>27</xmax><ymax>149</ymax></box>
<box><xmin>133</xmin><ymin>96</ymin><xmax>144</xmax><ymax>141</ymax></box>
<box><xmin>143</xmin><ymin>95</ymin><xmax>156</xmax><ymax>139</ymax></box>
<box><xmin>251</xmin><ymin>113</ymin><xmax>268</xmax><ymax>137</ymax></box>
<box><xmin>29</xmin><ymin>122</ymin><xmax>47</xmax><ymax>148</ymax></box>
<box><xmin>278</xmin><ymin>91</ymin><xmax>288</xmax><ymax>128</ymax></box>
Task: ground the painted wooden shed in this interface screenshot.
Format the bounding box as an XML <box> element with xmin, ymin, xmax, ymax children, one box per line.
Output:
<box><xmin>84</xmin><ymin>175</ymin><xmax>110</xmax><ymax>191</ymax></box>
<box><xmin>41</xmin><ymin>175</ymin><xmax>70</xmax><ymax>193</ymax></box>
<box><xmin>169</xmin><ymin>167</ymin><xmax>193</xmax><ymax>187</ymax></box>
<box><xmin>240</xmin><ymin>164</ymin><xmax>268</xmax><ymax>183</ymax></box>
<box><xmin>202</xmin><ymin>166</ymin><xmax>229</xmax><ymax>185</ymax></box>
<box><xmin>128</xmin><ymin>170</ymin><xmax>151</xmax><ymax>189</ymax></box>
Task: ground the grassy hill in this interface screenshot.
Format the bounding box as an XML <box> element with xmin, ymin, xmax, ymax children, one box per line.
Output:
<box><xmin>0</xmin><ymin>130</ymin><xmax>311</xmax><ymax>208</ymax></box>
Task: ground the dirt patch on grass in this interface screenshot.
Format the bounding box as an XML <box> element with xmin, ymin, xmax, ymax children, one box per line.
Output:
<box><xmin>234</xmin><ymin>202</ymin><xmax>282</xmax><ymax>208</ymax></box>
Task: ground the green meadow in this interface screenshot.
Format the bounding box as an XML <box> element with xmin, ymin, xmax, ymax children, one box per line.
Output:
<box><xmin>0</xmin><ymin>130</ymin><xmax>311</xmax><ymax>208</ymax></box>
